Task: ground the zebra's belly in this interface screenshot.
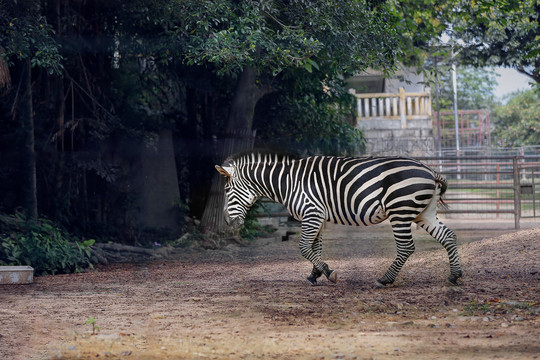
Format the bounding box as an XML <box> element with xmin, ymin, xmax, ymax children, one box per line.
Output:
<box><xmin>362</xmin><ymin>206</ymin><xmax>387</xmax><ymax>225</ymax></box>
<box><xmin>329</xmin><ymin>204</ymin><xmax>387</xmax><ymax>226</ymax></box>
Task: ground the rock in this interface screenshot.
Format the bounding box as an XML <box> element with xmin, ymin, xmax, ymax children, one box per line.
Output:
<box><xmin>400</xmin><ymin>321</ymin><xmax>414</xmax><ymax>326</ymax></box>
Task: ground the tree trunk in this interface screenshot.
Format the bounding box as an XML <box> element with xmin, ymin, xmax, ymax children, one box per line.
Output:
<box><xmin>0</xmin><ymin>46</ymin><xmax>11</xmax><ymax>88</ymax></box>
<box><xmin>19</xmin><ymin>59</ymin><xmax>38</xmax><ymax>221</ymax></box>
<box><xmin>200</xmin><ymin>67</ymin><xmax>269</xmax><ymax>239</ymax></box>
<box><xmin>226</xmin><ymin>67</ymin><xmax>267</xmax><ymax>132</ymax></box>
<box><xmin>200</xmin><ymin>129</ymin><xmax>256</xmax><ymax>241</ymax></box>
<box><xmin>135</xmin><ymin>129</ymin><xmax>181</xmax><ymax>231</ymax></box>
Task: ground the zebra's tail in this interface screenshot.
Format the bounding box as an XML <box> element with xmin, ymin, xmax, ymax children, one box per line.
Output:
<box><xmin>435</xmin><ymin>172</ymin><xmax>449</xmax><ymax>210</ymax></box>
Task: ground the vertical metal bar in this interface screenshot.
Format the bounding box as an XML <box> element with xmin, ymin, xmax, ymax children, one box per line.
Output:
<box><xmin>452</xmin><ymin>62</ymin><xmax>460</xmax><ymax>152</ymax></box>
<box><xmin>496</xmin><ymin>163</ymin><xmax>500</xmax><ymax>218</ymax></box>
<box><xmin>513</xmin><ymin>157</ymin><xmax>521</xmax><ymax>230</ymax></box>
<box><xmin>533</xmin><ymin>168</ymin><xmax>537</xmax><ymax>217</ymax></box>
<box><xmin>434</xmin><ymin>56</ymin><xmax>441</xmax><ymax>155</ymax></box>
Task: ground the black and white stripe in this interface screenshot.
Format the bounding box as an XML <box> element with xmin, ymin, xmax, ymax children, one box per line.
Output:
<box><xmin>216</xmin><ymin>152</ymin><xmax>462</xmax><ymax>286</ymax></box>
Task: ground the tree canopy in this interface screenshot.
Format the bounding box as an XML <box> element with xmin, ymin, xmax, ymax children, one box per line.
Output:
<box><xmin>493</xmin><ymin>89</ymin><xmax>540</xmax><ymax>147</ymax></box>
<box><xmin>452</xmin><ymin>0</ymin><xmax>540</xmax><ymax>83</ymax></box>
<box><xmin>0</xmin><ymin>0</ymin><xmax>402</xmax><ymax>244</ymax></box>
<box><xmin>0</xmin><ymin>0</ymin><xmax>62</xmax><ymax>73</ymax></box>
<box><xmin>392</xmin><ymin>0</ymin><xmax>539</xmax><ymax>84</ymax></box>
<box><xmin>169</xmin><ymin>0</ymin><xmax>398</xmax><ymax>76</ymax></box>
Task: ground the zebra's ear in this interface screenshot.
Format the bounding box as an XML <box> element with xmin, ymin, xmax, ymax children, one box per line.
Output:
<box><xmin>215</xmin><ymin>165</ymin><xmax>233</xmax><ymax>177</ymax></box>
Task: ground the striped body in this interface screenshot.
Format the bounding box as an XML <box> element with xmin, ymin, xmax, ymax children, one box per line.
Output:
<box><xmin>216</xmin><ymin>152</ymin><xmax>462</xmax><ymax>286</ymax></box>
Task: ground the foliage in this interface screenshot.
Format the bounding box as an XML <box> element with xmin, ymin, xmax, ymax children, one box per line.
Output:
<box><xmin>255</xmin><ymin>68</ymin><xmax>364</xmax><ymax>155</ymax></box>
<box><xmin>85</xmin><ymin>317</ymin><xmax>100</xmax><ymax>335</ymax></box>
<box><xmin>0</xmin><ymin>215</ymin><xmax>95</xmax><ymax>275</ymax></box>
<box><xmin>239</xmin><ymin>203</ymin><xmax>276</xmax><ymax>241</ymax></box>
<box><xmin>168</xmin><ymin>0</ymin><xmax>399</xmax><ymax>77</ymax></box>
<box><xmin>389</xmin><ymin>0</ymin><xmax>539</xmax><ymax>85</ymax></box>
<box><xmin>433</xmin><ymin>66</ymin><xmax>500</xmax><ymax>110</ymax></box>
<box><xmin>451</xmin><ymin>0</ymin><xmax>539</xmax><ymax>83</ymax></box>
<box><xmin>387</xmin><ymin>0</ymin><xmax>454</xmax><ymax>67</ymax></box>
<box><xmin>492</xmin><ymin>89</ymin><xmax>540</xmax><ymax>147</ymax></box>
<box><xmin>0</xmin><ymin>0</ymin><xmax>63</xmax><ymax>74</ymax></box>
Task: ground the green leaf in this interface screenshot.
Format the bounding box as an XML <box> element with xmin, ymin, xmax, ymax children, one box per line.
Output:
<box><xmin>82</xmin><ymin>239</ymin><xmax>95</xmax><ymax>247</ymax></box>
<box><xmin>309</xmin><ymin>59</ymin><xmax>320</xmax><ymax>71</ymax></box>
<box><xmin>304</xmin><ymin>61</ymin><xmax>312</xmax><ymax>73</ymax></box>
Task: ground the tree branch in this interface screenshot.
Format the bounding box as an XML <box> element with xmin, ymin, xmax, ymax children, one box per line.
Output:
<box><xmin>263</xmin><ymin>10</ymin><xmax>301</xmax><ymax>30</ymax></box>
<box><xmin>516</xmin><ymin>66</ymin><xmax>539</xmax><ymax>84</ymax></box>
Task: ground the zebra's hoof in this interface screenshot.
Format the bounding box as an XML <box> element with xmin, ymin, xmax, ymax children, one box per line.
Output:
<box><xmin>447</xmin><ymin>275</ymin><xmax>461</xmax><ymax>286</ymax></box>
<box><xmin>373</xmin><ymin>280</ymin><xmax>386</xmax><ymax>288</ymax></box>
<box><xmin>327</xmin><ymin>270</ymin><xmax>338</xmax><ymax>283</ymax></box>
<box><xmin>307</xmin><ymin>275</ymin><xmax>317</xmax><ymax>286</ymax></box>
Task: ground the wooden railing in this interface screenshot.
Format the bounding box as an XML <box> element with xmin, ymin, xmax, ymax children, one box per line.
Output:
<box><xmin>349</xmin><ymin>87</ymin><xmax>431</xmax><ymax>128</ymax></box>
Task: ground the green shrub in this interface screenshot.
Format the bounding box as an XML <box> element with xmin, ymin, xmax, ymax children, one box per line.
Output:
<box><xmin>0</xmin><ymin>215</ymin><xmax>95</xmax><ymax>275</ymax></box>
<box><xmin>239</xmin><ymin>203</ymin><xmax>276</xmax><ymax>241</ymax></box>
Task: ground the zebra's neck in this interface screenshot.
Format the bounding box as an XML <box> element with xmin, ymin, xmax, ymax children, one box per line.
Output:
<box><xmin>235</xmin><ymin>152</ymin><xmax>295</xmax><ymax>205</ymax></box>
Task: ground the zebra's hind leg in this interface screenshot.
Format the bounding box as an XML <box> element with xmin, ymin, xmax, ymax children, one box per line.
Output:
<box><xmin>300</xmin><ymin>215</ymin><xmax>337</xmax><ymax>284</ymax></box>
<box><xmin>307</xmin><ymin>267</ymin><xmax>323</xmax><ymax>285</ymax></box>
<box><xmin>306</xmin><ymin>233</ymin><xmax>323</xmax><ymax>285</ymax></box>
<box><xmin>416</xmin><ymin>217</ymin><xmax>462</xmax><ymax>285</ymax></box>
<box><xmin>376</xmin><ymin>220</ymin><xmax>415</xmax><ymax>287</ymax></box>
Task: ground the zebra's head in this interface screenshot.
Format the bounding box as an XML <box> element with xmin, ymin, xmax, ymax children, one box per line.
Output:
<box><xmin>215</xmin><ymin>161</ymin><xmax>258</xmax><ymax>229</ymax></box>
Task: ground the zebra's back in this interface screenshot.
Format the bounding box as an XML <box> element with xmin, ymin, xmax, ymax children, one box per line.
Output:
<box><xmin>294</xmin><ymin>156</ymin><xmax>438</xmax><ymax>226</ymax></box>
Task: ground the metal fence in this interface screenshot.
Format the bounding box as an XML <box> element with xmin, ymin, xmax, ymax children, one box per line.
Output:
<box><xmin>418</xmin><ymin>155</ymin><xmax>540</xmax><ymax>229</ymax></box>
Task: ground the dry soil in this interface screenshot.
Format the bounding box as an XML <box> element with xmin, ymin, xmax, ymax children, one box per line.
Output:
<box><xmin>1</xmin><ymin>219</ymin><xmax>539</xmax><ymax>359</ymax></box>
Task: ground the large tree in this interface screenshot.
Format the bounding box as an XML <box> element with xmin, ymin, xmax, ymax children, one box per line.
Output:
<box><xmin>168</xmin><ymin>0</ymin><xmax>399</xmax><ymax>131</ymax></box>
<box><xmin>1</xmin><ymin>0</ymin><xmax>62</xmax><ymax>221</ymax></box>
<box><xmin>161</xmin><ymin>0</ymin><xmax>401</xmax><ymax>235</ymax></box>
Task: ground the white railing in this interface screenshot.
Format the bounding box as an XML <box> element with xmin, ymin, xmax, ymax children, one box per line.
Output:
<box><xmin>349</xmin><ymin>87</ymin><xmax>431</xmax><ymax>129</ymax></box>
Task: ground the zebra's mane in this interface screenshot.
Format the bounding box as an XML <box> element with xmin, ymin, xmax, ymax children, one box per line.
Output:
<box><xmin>224</xmin><ymin>149</ymin><xmax>300</xmax><ymax>166</ymax></box>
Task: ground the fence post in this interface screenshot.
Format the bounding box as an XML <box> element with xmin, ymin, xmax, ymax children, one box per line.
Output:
<box><xmin>512</xmin><ymin>156</ymin><xmax>521</xmax><ymax>230</ymax></box>
<box><xmin>399</xmin><ymin>87</ymin><xmax>406</xmax><ymax>129</ymax></box>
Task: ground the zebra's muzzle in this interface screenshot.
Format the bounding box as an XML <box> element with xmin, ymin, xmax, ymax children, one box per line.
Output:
<box><xmin>224</xmin><ymin>210</ymin><xmax>244</xmax><ymax>228</ymax></box>
<box><xmin>227</xmin><ymin>216</ymin><xmax>244</xmax><ymax>229</ymax></box>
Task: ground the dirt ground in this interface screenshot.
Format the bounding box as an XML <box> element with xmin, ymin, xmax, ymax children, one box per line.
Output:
<box><xmin>1</xmin><ymin>218</ymin><xmax>539</xmax><ymax>360</ymax></box>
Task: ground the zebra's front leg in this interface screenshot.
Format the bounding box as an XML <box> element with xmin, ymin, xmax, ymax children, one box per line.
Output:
<box><xmin>306</xmin><ymin>233</ymin><xmax>323</xmax><ymax>285</ymax></box>
<box><xmin>376</xmin><ymin>221</ymin><xmax>415</xmax><ymax>287</ymax></box>
<box><xmin>300</xmin><ymin>215</ymin><xmax>337</xmax><ymax>284</ymax></box>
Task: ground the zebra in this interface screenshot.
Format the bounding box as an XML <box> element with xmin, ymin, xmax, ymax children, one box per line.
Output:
<box><xmin>215</xmin><ymin>151</ymin><xmax>462</xmax><ymax>287</ymax></box>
